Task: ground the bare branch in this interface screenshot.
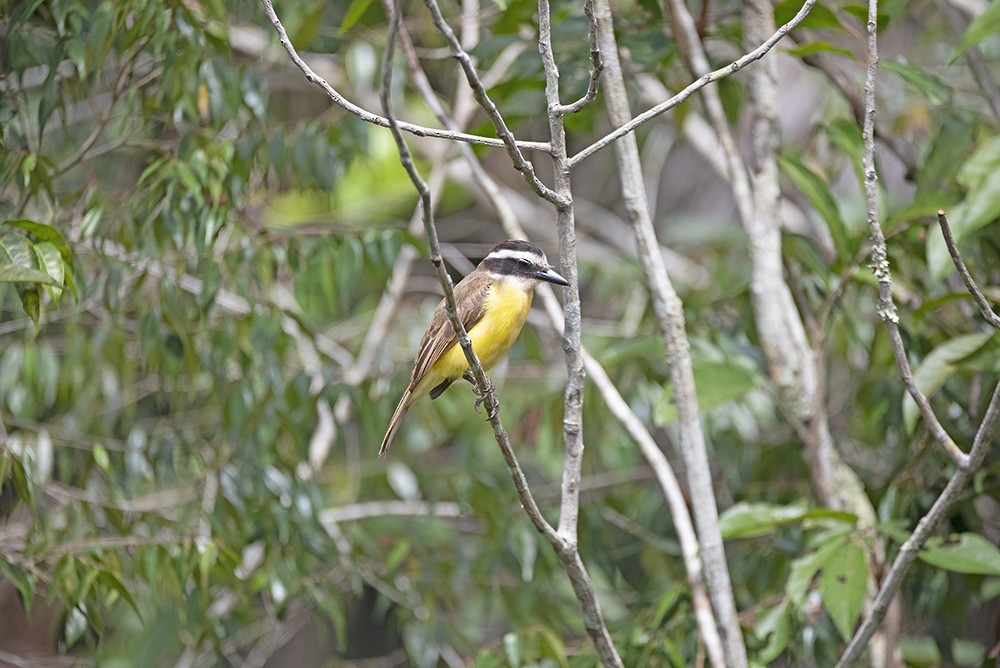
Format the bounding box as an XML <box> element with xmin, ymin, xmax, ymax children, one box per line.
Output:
<box><xmin>421</xmin><ymin>0</ymin><xmax>570</xmax><ymax>207</ymax></box>
<box><xmin>569</xmin><ymin>0</ymin><xmax>817</xmax><ymax>167</ymax></box>
<box><xmin>380</xmin><ymin>2</ymin><xmax>562</xmax><ymax>547</ymax></box>
<box><xmin>258</xmin><ymin>0</ymin><xmax>549</xmax><ymax>153</ymax></box>
<box><xmin>553</xmin><ymin>0</ymin><xmax>603</xmax><ymax>115</ymax></box>
<box><xmin>857</xmin><ymin>4</ymin><xmax>969</xmax><ymax>468</ymax></box>
<box><xmin>593</xmin><ymin>2</ymin><xmax>743</xmax><ymax>665</ymax></box>
<box><xmin>535</xmin><ymin>0</ymin><xmax>623</xmax><ymax>661</ymax></box>
<box><xmin>936</xmin><ymin>209</ymin><xmax>1000</xmax><ymax>329</ymax></box>
<box><xmin>320</xmin><ymin>501</ymin><xmax>465</xmax><ymax>524</ymax></box>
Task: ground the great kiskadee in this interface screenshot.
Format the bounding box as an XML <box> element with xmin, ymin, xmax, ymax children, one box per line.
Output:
<box><xmin>379</xmin><ymin>240</ymin><xmax>569</xmax><ymax>457</ymax></box>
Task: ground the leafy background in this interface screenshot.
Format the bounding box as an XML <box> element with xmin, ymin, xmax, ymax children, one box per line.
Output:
<box><xmin>2</xmin><ymin>0</ymin><xmax>1000</xmax><ymax>666</ymax></box>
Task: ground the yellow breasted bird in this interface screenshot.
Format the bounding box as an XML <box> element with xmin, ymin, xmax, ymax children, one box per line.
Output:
<box><xmin>379</xmin><ymin>240</ymin><xmax>569</xmax><ymax>457</ymax></box>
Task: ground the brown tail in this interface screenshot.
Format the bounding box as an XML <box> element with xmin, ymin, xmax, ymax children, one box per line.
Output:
<box><xmin>379</xmin><ymin>389</ymin><xmax>412</xmax><ymax>457</ymax></box>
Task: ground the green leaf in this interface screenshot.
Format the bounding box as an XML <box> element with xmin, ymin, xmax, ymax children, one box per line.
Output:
<box><xmin>774</xmin><ymin>0</ymin><xmax>845</xmax><ymax>30</ymax></box>
<box><xmin>919</xmin><ymin>533</ymin><xmax>1000</xmax><ymax>575</ymax></box>
<box><xmin>0</xmin><ymin>230</ymin><xmax>34</xmax><ymax>267</ymax></box>
<box><xmin>339</xmin><ymin>0</ymin><xmax>374</xmax><ymax>34</ymax></box>
<box><xmin>755</xmin><ymin>599</ymin><xmax>792</xmax><ymax>664</ymax></box>
<box><xmin>719</xmin><ymin>502</ymin><xmax>808</xmax><ymax>539</ymax></box>
<box><xmin>779</xmin><ymin>155</ymin><xmax>850</xmax><ymax>260</ymax></box>
<box><xmin>32</xmin><ymin>241</ymin><xmax>64</xmax><ymax>302</ymax></box>
<box><xmin>0</xmin><ymin>263</ymin><xmax>59</xmax><ymax>286</ymax></box>
<box><xmin>903</xmin><ymin>332</ymin><xmax>996</xmax><ymax>433</ymax></box>
<box><xmin>3</xmin><ymin>219</ymin><xmax>72</xmax><ymax>261</ymax></box>
<box><xmin>654</xmin><ymin>360</ymin><xmax>759</xmax><ymax>425</ymax></box>
<box><xmin>720</xmin><ymin>502</ymin><xmax>856</xmax><ymax>539</ymax></box>
<box><xmin>916</xmin><ymin>117</ymin><xmax>974</xmax><ymax>197</ymax></box>
<box><xmin>0</xmin><ymin>560</ymin><xmax>35</xmax><ymax>616</ymax></box>
<box><xmin>819</xmin><ymin>542</ymin><xmax>868</xmax><ymax>641</ymax></box>
<box><xmin>928</xmin><ymin>135</ymin><xmax>1000</xmax><ymax>278</ymax></box>
<box><xmin>787</xmin><ymin>538</ymin><xmax>843</xmax><ymax>606</ymax></box>
<box><xmin>950</xmin><ymin>0</ymin><xmax>1000</xmax><ymax>62</ymax></box>
<box><xmin>97</xmin><ymin>570</ymin><xmax>141</xmax><ymax>616</ymax></box>
<box><xmin>881</xmin><ymin>60</ymin><xmax>952</xmax><ymax>106</ymax></box>
<box><xmin>785</xmin><ymin>41</ymin><xmax>854</xmax><ymax>59</ymax></box>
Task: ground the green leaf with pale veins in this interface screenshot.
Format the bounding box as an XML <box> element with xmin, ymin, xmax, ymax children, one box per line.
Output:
<box><xmin>32</xmin><ymin>241</ymin><xmax>64</xmax><ymax>302</ymax></box>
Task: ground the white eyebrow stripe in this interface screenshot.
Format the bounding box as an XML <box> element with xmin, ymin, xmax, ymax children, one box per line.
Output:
<box><xmin>486</xmin><ymin>249</ymin><xmax>543</xmax><ymax>263</ymax></box>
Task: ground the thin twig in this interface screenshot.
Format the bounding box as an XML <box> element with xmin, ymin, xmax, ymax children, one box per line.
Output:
<box><xmin>421</xmin><ymin>0</ymin><xmax>569</xmax><ymax>207</ymax></box>
<box><xmin>319</xmin><ymin>500</ymin><xmax>464</xmax><ymax>524</ymax></box>
<box><xmin>857</xmin><ymin>4</ymin><xmax>969</xmax><ymax>469</ymax></box>
<box><xmin>535</xmin><ymin>0</ymin><xmax>623</xmax><ymax>661</ymax></box>
<box><xmin>936</xmin><ymin>209</ymin><xmax>1000</xmax><ymax>329</ymax></box>
<box><xmin>258</xmin><ymin>0</ymin><xmax>549</xmax><ymax>154</ymax></box>
<box><xmin>553</xmin><ymin>0</ymin><xmax>604</xmax><ymax>115</ymax></box>
<box><xmin>569</xmin><ymin>0</ymin><xmax>817</xmax><ymax>167</ymax></box>
<box><xmin>593</xmin><ymin>2</ymin><xmax>740</xmax><ymax>665</ymax></box>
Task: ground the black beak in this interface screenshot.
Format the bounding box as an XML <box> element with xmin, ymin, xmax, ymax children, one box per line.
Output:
<box><xmin>535</xmin><ymin>266</ymin><xmax>570</xmax><ymax>286</ymax></box>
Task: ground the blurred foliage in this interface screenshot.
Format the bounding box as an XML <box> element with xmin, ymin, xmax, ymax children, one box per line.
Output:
<box><xmin>2</xmin><ymin>0</ymin><xmax>1000</xmax><ymax>666</ymax></box>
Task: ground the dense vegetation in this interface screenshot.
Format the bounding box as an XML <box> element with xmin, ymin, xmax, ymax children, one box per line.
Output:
<box><xmin>2</xmin><ymin>0</ymin><xmax>1000</xmax><ymax>665</ymax></box>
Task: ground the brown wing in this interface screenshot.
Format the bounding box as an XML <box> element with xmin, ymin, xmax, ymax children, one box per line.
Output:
<box><xmin>407</xmin><ymin>276</ymin><xmax>490</xmax><ymax>392</ymax></box>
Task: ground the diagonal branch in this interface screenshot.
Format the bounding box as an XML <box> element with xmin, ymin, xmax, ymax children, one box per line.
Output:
<box><xmin>936</xmin><ymin>209</ymin><xmax>1000</xmax><ymax>330</ymax></box>
<box><xmin>385</xmin><ymin>12</ymin><xmax>718</xmax><ymax>660</ymax></box>
<box><xmin>381</xmin><ymin>4</ymin><xmax>623</xmax><ymax>664</ymax></box>
<box><xmin>593</xmin><ymin>2</ymin><xmax>743</xmax><ymax>665</ymax></box>
<box><xmin>837</xmin><ymin>10</ymin><xmax>1000</xmax><ymax>663</ymax></box>
<box><xmin>553</xmin><ymin>0</ymin><xmax>604</xmax><ymax>115</ymax></box>
<box><xmin>569</xmin><ymin>0</ymin><xmax>817</xmax><ymax>167</ymax></box>
<box><xmin>379</xmin><ymin>1</ymin><xmax>561</xmax><ymax>547</ymax></box>
<box><xmin>857</xmin><ymin>6</ymin><xmax>969</xmax><ymax>469</ymax></box>
<box><xmin>259</xmin><ymin>0</ymin><xmax>549</xmax><ymax>154</ymax></box>
<box><xmin>421</xmin><ymin>0</ymin><xmax>569</xmax><ymax>208</ymax></box>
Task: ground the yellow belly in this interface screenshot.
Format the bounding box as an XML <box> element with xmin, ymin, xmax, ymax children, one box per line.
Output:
<box><xmin>417</xmin><ymin>280</ymin><xmax>533</xmax><ymax>395</ymax></box>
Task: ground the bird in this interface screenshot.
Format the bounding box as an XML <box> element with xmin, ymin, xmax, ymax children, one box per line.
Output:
<box><xmin>379</xmin><ymin>240</ymin><xmax>569</xmax><ymax>457</ymax></box>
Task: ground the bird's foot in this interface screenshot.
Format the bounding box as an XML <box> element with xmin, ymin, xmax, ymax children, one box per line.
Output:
<box><xmin>465</xmin><ymin>371</ymin><xmax>499</xmax><ymax>419</ymax></box>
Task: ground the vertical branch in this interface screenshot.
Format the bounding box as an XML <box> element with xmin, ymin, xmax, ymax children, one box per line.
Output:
<box><xmin>398</xmin><ymin>1</ymin><xmax>622</xmax><ymax>663</ymax></box>
<box><xmin>535</xmin><ymin>1</ymin><xmax>622</xmax><ymax>664</ymax></box>
<box><xmin>536</xmin><ymin>0</ymin><xmax>584</xmax><ymax>545</ymax></box>
<box><xmin>856</xmin><ymin>0</ymin><xmax>968</xmax><ymax>468</ymax></box>
<box><xmin>593</xmin><ymin>1</ymin><xmax>743</xmax><ymax>666</ymax></box>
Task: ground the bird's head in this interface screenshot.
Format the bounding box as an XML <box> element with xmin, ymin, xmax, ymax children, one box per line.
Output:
<box><xmin>479</xmin><ymin>240</ymin><xmax>570</xmax><ymax>288</ymax></box>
